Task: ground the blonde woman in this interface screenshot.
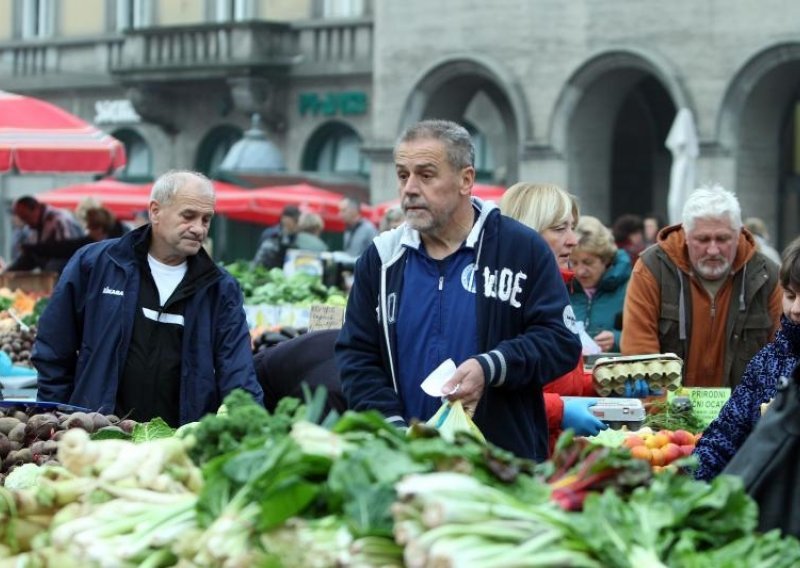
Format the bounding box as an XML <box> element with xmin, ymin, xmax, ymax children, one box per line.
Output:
<box><xmin>501</xmin><ymin>183</ymin><xmax>607</xmax><ymax>447</ymax></box>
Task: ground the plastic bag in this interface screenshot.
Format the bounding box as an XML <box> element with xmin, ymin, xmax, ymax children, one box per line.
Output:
<box><xmin>426</xmin><ymin>399</ymin><xmax>486</xmax><ymax>443</ymax></box>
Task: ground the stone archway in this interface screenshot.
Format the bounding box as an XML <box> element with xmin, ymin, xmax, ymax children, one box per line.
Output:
<box><xmin>551</xmin><ymin>49</ymin><xmax>688</xmax><ymax>224</ymax></box>
<box><xmin>718</xmin><ymin>42</ymin><xmax>800</xmax><ymax>249</ymax></box>
<box><xmin>301</xmin><ymin>120</ymin><xmax>369</xmax><ymax>177</ymax></box>
<box><xmin>398</xmin><ymin>56</ymin><xmax>527</xmax><ymax>187</ymax></box>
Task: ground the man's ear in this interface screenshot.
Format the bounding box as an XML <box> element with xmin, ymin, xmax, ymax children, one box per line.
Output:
<box><xmin>460</xmin><ymin>166</ymin><xmax>476</xmax><ymax>196</ymax></box>
<box><xmin>148</xmin><ymin>200</ymin><xmax>159</xmax><ymax>225</ymax></box>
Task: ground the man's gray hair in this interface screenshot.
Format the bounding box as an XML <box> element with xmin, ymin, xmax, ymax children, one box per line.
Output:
<box><xmin>682</xmin><ymin>184</ymin><xmax>742</xmax><ymax>233</ymax></box>
<box><xmin>395</xmin><ymin>119</ymin><xmax>475</xmax><ymax>170</ymax></box>
<box><xmin>150</xmin><ymin>170</ymin><xmax>214</xmax><ymax>205</ymax></box>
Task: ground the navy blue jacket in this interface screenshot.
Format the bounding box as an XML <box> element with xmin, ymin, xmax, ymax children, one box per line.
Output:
<box><xmin>693</xmin><ymin>316</ymin><xmax>800</xmax><ymax>480</ymax></box>
<box><xmin>32</xmin><ymin>226</ymin><xmax>263</xmax><ymax>424</ymax></box>
<box><xmin>335</xmin><ymin>199</ymin><xmax>582</xmax><ymax>461</ymax></box>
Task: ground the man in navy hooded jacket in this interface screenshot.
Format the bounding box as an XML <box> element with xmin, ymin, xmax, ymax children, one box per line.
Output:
<box><xmin>32</xmin><ymin>170</ymin><xmax>263</xmax><ymax>426</ymax></box>
<box><xmin>335</xmin><ymin>120</ymin><xmax>581</xmax><ymax>461</ymax></box>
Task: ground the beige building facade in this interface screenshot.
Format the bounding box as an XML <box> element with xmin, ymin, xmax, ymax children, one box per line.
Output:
<box><xmin>1</xmin><ymin>0</ymin><xmax>799</xmax><ymax>249</ymax></box>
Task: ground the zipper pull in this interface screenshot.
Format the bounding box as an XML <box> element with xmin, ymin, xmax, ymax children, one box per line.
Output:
<box><xmin>438</xmin><ymin>276</ymin><xmax>444</xmax><ymax>291</ymax></box>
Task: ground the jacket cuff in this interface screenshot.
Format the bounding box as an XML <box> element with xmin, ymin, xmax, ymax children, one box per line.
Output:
<box><xmin>473</xmin><ymin>350</ymin><xmax>507</xmax><ymax>387</ymax></box>
<box><xmin>385</xmin><ymin>415</ymin><xmax>408</xmax><ymax>428</ymax></box>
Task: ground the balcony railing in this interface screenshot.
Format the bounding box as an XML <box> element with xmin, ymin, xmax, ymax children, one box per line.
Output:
<box><xmin>293</xmin><ymin>18</ymin><xmax>373</xmax><ymax>75</ymax></box>
<box><xmin>0</xmin><ymin>18</ymin><xmax>373</xmax><ymax>87</ymax></box>
<box><xmin>111</xmin><ymin>21</ymin><xmax>298</xmax><ymax>77</ymax></box>
<box><xmin>0</xmin><ymin>36</ymin><xmax>123</xmax><ymax>85</ymax></box>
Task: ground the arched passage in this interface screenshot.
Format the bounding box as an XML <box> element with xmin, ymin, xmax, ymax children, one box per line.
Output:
<box><xmin>195</xmin><ymin>124</ymin><xmax>243</xmax><ymax>176</ymax></box>
<box><xmin>112</xmin><ymin>128</ymin><xmax>152</xmax><ymax>182</ymax></box>
<box><xmin>399</xmin><ymin>56</ymin><xmax>527</xmax><ymax>186</ymax></box>
<box><xmin>718</xmin><ymin>42</ymin><xmax>800</xmax><ymax>249</ymax></box>
<box><xmin>552</xmin><ymin>50</ymin><xmax>688</xmax><ymax>224</ymax></box>
<box><xmin>302</xmin><ymin>121</ymin><xmax>369</xmax><ymax>176</ymax></box>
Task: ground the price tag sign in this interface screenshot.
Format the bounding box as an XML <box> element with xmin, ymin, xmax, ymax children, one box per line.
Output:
<box><xmin>669</xmin><ymin>387</ymin><xmax>731</xmax><ymax>428</ymax></box>
<box><xmin>308</xmin><ymin>304</ymin><xmax>345</xmax><ymax>331</ymax></box>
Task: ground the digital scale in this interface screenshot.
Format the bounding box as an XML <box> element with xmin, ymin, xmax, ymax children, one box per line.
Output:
<box><xmin>562</xmin><ymin>396</ymin><xmax>646</xmax><ymax>430</ymax></box>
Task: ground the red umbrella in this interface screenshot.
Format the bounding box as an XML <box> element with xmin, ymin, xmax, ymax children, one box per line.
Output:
<box><xmin>37</xmin><ymin>178</ymin><xmax>245</xmax><ymax>220</ymax></box>
<box><xmin>0</xmin><ymin>91</ymin><xmax>126</xmax><ymax>174</ymax></box>
<box><xmin>370</xmin><ymin>183</ymin><xmax>506</xmax><ymax>224</ymax></box>
<box><xmin>215</xmin><ymin>183</ymin><xmax>371</xmax><ymax>232</ymax></box>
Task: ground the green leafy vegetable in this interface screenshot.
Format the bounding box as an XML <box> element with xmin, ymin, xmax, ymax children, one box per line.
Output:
<box><xmin>130</xmin><ymin>418</ymin><xmax>175</xmax><ymax>443</ymax></box>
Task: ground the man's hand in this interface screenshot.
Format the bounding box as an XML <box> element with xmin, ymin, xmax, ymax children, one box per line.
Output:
<box><xmin>441</xmin><ymin>358</ymin><xmax>485</xmax><ymax>417</ymax></box>
<box><xmin>592</xmin><ymin>330</ymin><xmax>615</xmax><ymax>352</ymax></box>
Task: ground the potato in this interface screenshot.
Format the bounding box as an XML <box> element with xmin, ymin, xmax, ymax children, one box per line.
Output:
<box><xmin>0</xmin><ymin>417</ymin><xmax>21</xmax><ymax>436</ymax></box>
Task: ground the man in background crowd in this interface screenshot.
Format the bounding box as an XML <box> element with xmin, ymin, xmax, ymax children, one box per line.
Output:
<box><xmin>744</xmin><ymin>216</ymin><xmax>781</xmax><ymax>266</ymax></box>
<box><xmin>339</xmin><ymin>197</ymin><xmax>377</xmax><ymax>258</ymax></box>
<box><xmin>5</xmin><ymin>196</ymin><xmax>83</xmax><ymax>272</ymax></box>
<box><xmin>253</xmin><ymin>205</ymin><xmax>301</xmax><ymax>269</ymax></box>
<box><xmin>622</xmin><ymin>185</ymin><xmax>782</xmax><ymax>388</ymax></box>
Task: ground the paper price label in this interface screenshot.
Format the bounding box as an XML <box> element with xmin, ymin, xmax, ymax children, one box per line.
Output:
<box><xmin>669</xmin><ymin>387</ymin><xmax>731</xmax><ymax>428</ymax></box>
<box><xmin>308</xmin><ymin>304</ymin><xmax>345</xmax><ymax>331</ymax></box>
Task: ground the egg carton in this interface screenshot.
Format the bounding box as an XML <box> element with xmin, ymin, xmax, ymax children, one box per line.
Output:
<box><xmin>592</xmin><ymin>353</ymin><xmax>683</xmax><ymax>396</ymax></box>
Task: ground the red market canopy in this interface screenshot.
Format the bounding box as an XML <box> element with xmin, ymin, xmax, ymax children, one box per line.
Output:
<box><xmin>37</xmin><ymin>178</ymin><xmax>245</xmax><ymax>220</ymax></box>
<box><xmin>215</xmin><ymin>183</ymin><xmax>368</xmax><ymax>232</ymax></box>
<box><xmin>370</xmin><ymin>183</ymin><xmax>507</xmax><ymax>224</ymax></box>
<box><xmin>0</xmin><ymin>91</ymin><xmax>126</xmax><ymax>174</ymax></box>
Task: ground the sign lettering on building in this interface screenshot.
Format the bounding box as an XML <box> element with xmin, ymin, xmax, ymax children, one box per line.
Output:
<box><xmin>94</xmin><ymin>100</ymin><xmax>141</xmax><ymax>125</ymax></box>
<box><xmin>298</xmin><ymin>91</ymin><xmax>368</xmax><ymax>117</ymax></box>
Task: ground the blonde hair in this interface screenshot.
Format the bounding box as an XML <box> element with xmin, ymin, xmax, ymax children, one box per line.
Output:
<box><xmin>573</xmin><ymin>215</ymin><xmax>617</xmax><ymax>265</ymax></box>
<box><xmin>500</xmin><ymin>182</ymin><xmax>578</xmax><ymax>233</ymax></box>
<box><xmin>298</xmin><ymin>212</ymin><xmax>324</xmax><ymax>234</ymax></box>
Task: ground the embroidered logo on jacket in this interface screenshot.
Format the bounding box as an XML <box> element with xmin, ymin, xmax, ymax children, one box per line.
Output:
<box><xmin>102</xmin><ymin>287</ymin><xmax>124</xmax><ymax>296</ymax></box>
<box><xmin>482</xmin><ymin>267</ymin><xmax>526</xmax><ymax>308</ymax></box>
<box><xmin>461</xmin><ymin>263</ymin><xmax>477</xmax><ymax>293</ymax></box>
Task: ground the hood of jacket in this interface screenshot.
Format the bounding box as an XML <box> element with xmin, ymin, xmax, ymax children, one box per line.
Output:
<box><xmin>655</xmin><ymin>222</ymin><xmax>758</xmax><ymax>276</ymax></box>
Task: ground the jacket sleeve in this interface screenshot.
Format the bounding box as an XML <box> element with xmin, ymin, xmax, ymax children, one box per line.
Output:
<box><xmin>213</xmin><ymin>277</ymin><xmax>264</xmax><ymax>405</ymax></box>
<box><xmin>474</xmin><ymin>234</ymin><xmax>582</xmax><ymax>390</ymax></box>
<box><xmin>692</xmin><ymin>348</ymin><xmax>768</xmax><ymax>481</ymax></box>
<box><xmin>335</xmin><ymin>247</ymin><xmax>406</xmax><ymax>427</ymax></box>
<box><xmin>31</xmin><ymin>251</ymin><xmax>86</xmax><ymax>403</ymax></box>
<box><xmin>621</xmin><ymin>258</ymin><xmax>662</xmax><ymax>355</ymax></box>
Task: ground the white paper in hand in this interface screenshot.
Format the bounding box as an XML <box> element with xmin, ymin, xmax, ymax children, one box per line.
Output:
<box><xmin>575</xmin><ymin>321</ymin><xmax>602</xmax><ymax>355</ymax></box>
<box><xmin>420</xmin><ymin>358</ymin><xmax>457</xmax><ymax>397</ymax></box>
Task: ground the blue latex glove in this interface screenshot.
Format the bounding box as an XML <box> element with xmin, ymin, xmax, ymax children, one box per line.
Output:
<box><xmin>0</xmin><ymin>351</ymin><xmax>37</xmax><ymax>377</ymax></box>
<box><xmin>623</xmin><ymin>378</ymin><xmax>662</xmax><ymax>398</ymax></box>
<box><xmin>561</xmin><ymin>398</ymin><xmax>608</xmax><ymax>437</ymax></box>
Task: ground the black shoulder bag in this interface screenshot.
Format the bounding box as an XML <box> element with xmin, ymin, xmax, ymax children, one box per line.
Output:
<box><xmin>722</xmin><ymin>363</ymin><xmax>800</xmax><ymax>537</ymax></box>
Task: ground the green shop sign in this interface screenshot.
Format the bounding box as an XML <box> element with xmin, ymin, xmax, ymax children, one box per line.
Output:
<box><xmin>298</xmin><ymin>91</ymin><xmax>368</xmax><ymax>117</ymax></box>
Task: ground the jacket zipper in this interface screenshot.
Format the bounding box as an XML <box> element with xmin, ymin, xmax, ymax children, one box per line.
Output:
<box><xmin>438</xmin><ymin>276</ymin><xmax>444</xmax><ymax>291</ymax></box>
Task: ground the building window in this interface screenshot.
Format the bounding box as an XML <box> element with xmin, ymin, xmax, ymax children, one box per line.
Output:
<box><xmin>213</xmin><ymin>0</ymin><xmax>255</xmax><ymax>22</ymax></box>
<box><xmin>116</xmin><ymin>0</ymin><xmax>152</xmax><ymax>31</ymax></box>
<box><xmin>302</xmin><ymin>122</ymin><xmax>368</xmax><ymax>176</ymax></box>
<box><xmin>322</xmin><ymin>0</ymin><xmax>365</xmax><ymax>18</ymax></box>
<box><xmin>21</xmin><ymin>0</ymin><xmax>54</xmax><ymax>39</ymax></box>
<box><xmin>112</xmin><ymin>129</ymin><xmax>153</xmax><ymax>181</ymax></box>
